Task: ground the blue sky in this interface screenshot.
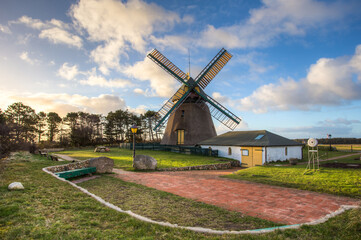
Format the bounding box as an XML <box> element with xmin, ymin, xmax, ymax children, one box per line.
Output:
<box><xmin>1</xmin><ymin>0</ymin><xmax>361</xmax><ymax>139</ymax></box>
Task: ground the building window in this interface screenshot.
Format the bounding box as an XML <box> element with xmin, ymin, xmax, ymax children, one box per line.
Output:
<box><xmin>242</xmin><ymin>149</ymin><xmax>249</xmax><ymax>156</ymax></box>
<box><xmin>228</xmin><ymin>147</ymin><xmax>232</xmax><ymax>155</ymax></box>
<box><xmin>285</xmin><ymin>147</ymin><xmax>288</xmax><ymax>156</ymax></box>
<box><xmin>177</xmin><ymin>130</ymin><xmax>184</xmax><ymax>145</ymax></box>
<box><xmin>255</xmin><ymin>134</ymin><xmax>264</xmax><ymax>140</ymax></box>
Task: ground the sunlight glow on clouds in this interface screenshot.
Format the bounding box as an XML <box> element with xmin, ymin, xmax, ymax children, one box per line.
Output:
<box><xmin>70</xmin><ymin>0</ymin><xmax>181</xmax><ymax>73</ymax></box>
<box><xmin>238</xmin><ymin>44</ymin><xmax>361</xmax><ymax>113</ymax></box>
<box><xmin>124</xmin><ymin>57</ymin><xmax>177</xmax><ymax>97</ymax></box>
<box><xmin>1</xmin><ymin>91</ymin><xmax>127</xmax><ymax>116</ymax></box>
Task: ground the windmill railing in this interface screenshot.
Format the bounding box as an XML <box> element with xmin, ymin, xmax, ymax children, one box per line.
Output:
<box><xmin>120</xmin><ymin>143</ymin><xmax>219</xmax><ymax>157</ymax></box>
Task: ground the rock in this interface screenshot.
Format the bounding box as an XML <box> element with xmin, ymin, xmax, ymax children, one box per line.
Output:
<box><xmin>133</xmin><ymin>155</ymin><xmax>157</xmax><ymax>170</ymax></box>
<box><xmin>8</xmin><ymin>182</ymin><xmax>24</xmax><ymax>190</ymax></box>
<box><xmin>88</xmin><ymin>157</ymin><xmax>114</xmax><ymax>173</ymax></box>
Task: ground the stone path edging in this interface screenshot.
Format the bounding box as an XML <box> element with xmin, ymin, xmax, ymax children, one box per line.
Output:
<box><xmin>42</xmin><ymin>165</ymin><xmax>359</xmax><ymax>235</ymax></box>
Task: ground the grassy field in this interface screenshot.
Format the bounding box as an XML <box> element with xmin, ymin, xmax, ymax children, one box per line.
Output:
<box><xmin>58</xmin><ymin>148</ymin><xmax>226</xmax><ymax>170</ymax></box>
<box><xmin>224</xmin><ymin>156</ymin><xmax>361</xmax><ymax>198</ymax></box>
<box><xmin>319</xmin><ymin>144</ymin><xmax>361</xmax><ymax>152</ymax></box>
<box><xmin>1</xmin><ymin>152</ymin><xmax>361</xmax><ymax>239</ymax></box>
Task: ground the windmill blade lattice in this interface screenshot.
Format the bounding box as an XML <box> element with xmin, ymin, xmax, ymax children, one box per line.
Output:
<box><xmin>153</xmin><ymin>86</ymin><xmax>191</xmax><ymax>130</ymax></box>
<box><xmin>195</xmin><ymin>92</ymin><xmax>241</xmax><ymax>130</ymax></box>
<box><xmin>147</xmin><ymin>49</ymin><xmax>189</xmax><ymax>85</ymax></box>
<box><xmin>195</xmin><ymin>48</ymin><xmax>232</xmax><ymax>89</ymax></box>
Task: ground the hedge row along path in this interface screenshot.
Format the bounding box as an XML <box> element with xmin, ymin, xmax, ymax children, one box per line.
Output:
<box><xmin>113</xmin><ymin>168</ymin><xmax>359</xmax><ymax>225</ymax></box>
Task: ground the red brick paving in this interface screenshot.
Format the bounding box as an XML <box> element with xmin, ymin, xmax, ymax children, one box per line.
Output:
<box><xmin>113</xmin><ymin>168</ymin><xmax>359</xmax><ymax>225</ymax></box>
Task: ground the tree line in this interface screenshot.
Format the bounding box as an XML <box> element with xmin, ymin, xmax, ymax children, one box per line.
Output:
<box><xmin>0</xmin><ymin>102</ymin><xmax>162</xmax><ymax>156</ymax></box>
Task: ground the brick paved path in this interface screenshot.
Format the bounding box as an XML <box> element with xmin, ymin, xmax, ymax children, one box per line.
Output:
<box><xmin>113</xmin><ymin>169</ymin><xmax>359</xmax><ymax>225</ymax></box>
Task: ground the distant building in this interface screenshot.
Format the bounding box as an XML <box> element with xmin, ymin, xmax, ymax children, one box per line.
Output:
<box><xmin>199</xmin><ymin>130</ymin><xmax>303</xmax><ymax>167</ymax></box>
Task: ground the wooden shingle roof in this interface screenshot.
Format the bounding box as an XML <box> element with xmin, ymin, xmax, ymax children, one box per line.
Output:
<box><xmin>198</xmin><ymin>130</ymin><xmax>302</xmax><ymax>147</ymax></box>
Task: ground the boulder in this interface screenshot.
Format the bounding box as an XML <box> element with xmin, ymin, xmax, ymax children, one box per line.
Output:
<box><xmin>8</xmin><ymin>182</ymin><xmax>24</xmax><ymax>190</ymax></box>
<box><xmin>133</xmin><ymin>155</ymin><xmax>157</xmax><ymax>170</ymax></box>
<box><xmin>88</xmin><ymin>157</ymin><xmax>114</xmax><ymax>173</ymax></box>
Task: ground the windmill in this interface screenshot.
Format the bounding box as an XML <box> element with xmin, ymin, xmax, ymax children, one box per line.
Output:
<box><xmin>147</xmin><ymin>48</ymin><xmax>241</xmax><ymax>145</ymax></box>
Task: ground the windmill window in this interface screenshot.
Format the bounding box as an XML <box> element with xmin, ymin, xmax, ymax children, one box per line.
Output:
<box><xmin>181</xmin><ymin>110</ymin><xmax>185</xmax><ymax>117</ymax></box>
<box><xmin>177</xmin><ymin>130</ymin><xmax>184</xmax><ymax>145</ymax></box>
<box><xmin>255</xmin><ymin>134</ymin><xmax>264</xmax><ymax>140</ymax></box>
<box><xmin>228</xmin><ymin>147</ymin><xmax>232</xmax><ymax>155</ymax></box>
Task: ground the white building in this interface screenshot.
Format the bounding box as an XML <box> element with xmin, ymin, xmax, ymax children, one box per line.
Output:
<box><xmin>199</xmin><ymin>130</ymin><xmax>303</xmax><ymax>167</ymax></box>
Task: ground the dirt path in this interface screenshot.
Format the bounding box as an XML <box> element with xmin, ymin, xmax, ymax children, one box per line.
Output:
<box><xmin>113</xmin><ymin>168</ymin><xmax>359</xmax><ymax>225</ymax></box>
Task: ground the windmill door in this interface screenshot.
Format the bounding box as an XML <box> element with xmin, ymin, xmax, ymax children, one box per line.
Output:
<box><xmin>241</xmin><ymin>147</ymin><xmax>263</xmax><ymax>167</ymax></box>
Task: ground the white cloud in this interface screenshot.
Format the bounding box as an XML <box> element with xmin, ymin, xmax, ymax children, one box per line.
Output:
<box><xmin>128</xmin><ymin>105</ymin><xmax>148</xmax><ymax>115</ymax></box>
<box><xmin>215</xmin><ymin>120</ymin><xmax>249</xmax><ymax>135</ymax></box>
<box><xmin>16</xmin><ymin>15</ymin><xmax>82</xmax><ymax>48</ymax></box>
<box><xmin>19</xmin><ymin>51</ymin><xmax>38</xmax><ymax>65</ymax></box>
<box><xmin>70</xmin><ymin>0</ymin><xmax>180</xmax><ymax>72</ymax></box>
<box><xmin>237</xmin><ymin>44</ymin><xmax>361</xmax><ymax>113</ymax></box>
<box><xmin>198</xmin><ymin>0</ymin><xmax>354</xmax><ymax>49</ymax></box>
<box><xmin>150</xmin><ymin>35</ymin><xmax>190</xmax><ymax>53</ymax></box>
<box><xmin>17</xmin><ymin>16</ymin><xmax>47</xmax><ymax>29</ymax></box>
<box><xmin>1</xmin><ymin>91</ymin><xmax>127</xmax><ymax>116</ymax></box>
<box><xmin>133</xmin><ymin>88</ymin><xmax>145</xmax><ymax>94</ymax></box>
<box><xmin>124</xmin><ymin>57</ymin><xmax>177</xmax><ymax>97</ymax></box>
<box><xmin>57</xmin><ymin>63</ymin><xmax>79</xmax><ymax>80</ymax></box>
<box><xmin>318</xmin><ymin>118</ymin><xmax>361</xmax><ymax>127</ymax></box>
<box><xmin>0</xmin><ymin>24</ymin><xmax>11</xmax><ymax>34</ymax></box>
<box><xmin>80</xmin><ymin>72</ymin><xmax>132</xmax><ymax>88</ymax></box>
<box><xmin>212</xmin><ymin>92</ymin><xmax>232</xmax><ymax>106</ymax></box>
<box><xmin>90</xmin><ymin>40</ymin><xmax>124</xmax><ymax>75</ymax></box>
<box><xmin>39</xmin><ymin>27</ymin><xmax>82</xmax><ymax>48</ymax></box>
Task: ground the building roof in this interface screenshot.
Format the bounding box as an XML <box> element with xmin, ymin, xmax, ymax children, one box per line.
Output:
<box><xmin>198</xmin><ymin>130</ymin><xmax>302</xmax><ymax>147</ymax></box>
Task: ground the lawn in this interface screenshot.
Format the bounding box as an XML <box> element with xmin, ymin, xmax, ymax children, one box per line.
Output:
<box><xmin>224</xmin><ymin>158</ymin><xmax>361</xmax><ymax>198</ymax></box>
<box><xmin>58</xmin><ymin>147</ymin><xmax>226</xmax><ymax>170</ymax></box>
<box><xmin>1</xmin><ymin>152</ymin><xmax>361</xmax><ymax>239</ymax></box>
<box><xmin>319</xmin><ymin>144</ymin><xmax>361</xmax><ymax>152</ymax></box>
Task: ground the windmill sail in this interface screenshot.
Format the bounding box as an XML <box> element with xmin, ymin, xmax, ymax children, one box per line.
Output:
<box><xmin>195</xmin><ymin>92</ymin><xmax>241</xmax><ymax>130</ymax></box>
<box><xmin>153</xmin><ymin>86</ymin><xmax>191</xmax><ymax>130</ymax></box>
<box><xmin>147</xmin><ymin>49</ymin><xmax>189</xmax><ymax>85</ymax></box>
<box><xmin>195</xmin><ymin>48</ymin><xmax>232</xmax><ymax>89</ymax></box>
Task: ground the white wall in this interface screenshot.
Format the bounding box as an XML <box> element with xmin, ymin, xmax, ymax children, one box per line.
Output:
<box><xmin>202</xmin><ymin>145</ymin><xmax>302</xmax><ymax>164</ymax></box>
<box><xmin>202</xmin><ymin>145</ymin><xmax>242</xmax><ymax>162</ymax></box>
<box><xmin>266</xmin><ymin>146</ymin><xmax>302</xmax><ymax>162</ymax></box>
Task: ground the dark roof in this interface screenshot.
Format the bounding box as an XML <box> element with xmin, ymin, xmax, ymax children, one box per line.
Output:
<box><xmin>198</xmin><ymin>130</ymin><xmax>302</xmax><ymax>147</ymax></box>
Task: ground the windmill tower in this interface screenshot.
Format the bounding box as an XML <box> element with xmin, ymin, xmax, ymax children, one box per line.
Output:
<box><xmin>147</xmin><ymin>48</ymin><xmax>241</xmax><ymax>145</ymax></box>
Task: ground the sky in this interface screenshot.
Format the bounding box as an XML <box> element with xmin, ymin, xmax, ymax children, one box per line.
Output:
<box><xmin>1</xmin><ymin>0</ymin><xmax>361</xmax><ymax>139</ymax></box>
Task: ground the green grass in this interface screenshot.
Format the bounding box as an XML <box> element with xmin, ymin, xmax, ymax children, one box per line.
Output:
<box><xmin>78</xmin><ymin>175</ymin><xmax>280</xmax><ymax>231</ymax></box>
<box><xmin>1</xmin><ymin>152</ymin><xmax>361</xmax><ymax>239</ymax></box>
<box><xmin>319</xmin><ymin>144</ymin><xmax>361</xmax><ymax>152</ymax></box>
<box><xmin>58</xmin><ymin>147</ymin><xmax>226</xmax><ymax>170</ymax></box>
<box><xmin>224</xmin><ymin>162</ymin><xmax>361</xmax><ymax>198</ymax></box>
